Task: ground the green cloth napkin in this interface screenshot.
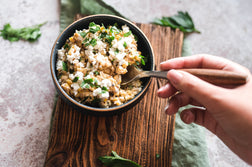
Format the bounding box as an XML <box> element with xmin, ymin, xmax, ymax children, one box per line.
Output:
<box><xmin>59</xmin><ymin>1</ymin><xmax>210</xmax><ymax>166</ymax></box>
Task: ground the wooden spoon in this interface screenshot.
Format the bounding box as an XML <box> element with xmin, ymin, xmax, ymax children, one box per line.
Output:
<box><xmin>121</xmin><ymin>65</ymin><xmax>248</xmax><ymax>86</ymax></box>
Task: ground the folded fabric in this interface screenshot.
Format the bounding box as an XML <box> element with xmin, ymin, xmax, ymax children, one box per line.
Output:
<box><xmin>59</xmin><ymin>1</ymin><xmax>210</xmax><ymax>166</ymax></box>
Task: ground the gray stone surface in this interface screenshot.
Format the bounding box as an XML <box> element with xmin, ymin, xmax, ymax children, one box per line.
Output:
<box><xmin>0</xmin><ymin>0</ymin><xmax>251</xmax><ymax>166</ymax></box>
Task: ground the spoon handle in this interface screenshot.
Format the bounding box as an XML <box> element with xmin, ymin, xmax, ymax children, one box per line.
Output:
<box><xmin>145</xmin><ymin>69</ymin><xmax>248</xmax><ymax>85</ymax></box>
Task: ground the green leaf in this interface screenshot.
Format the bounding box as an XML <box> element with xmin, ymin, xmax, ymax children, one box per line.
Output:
<box><xmin>89</xmin><ymin>22</ymin><xmax>100</xmax><ymax>33</ymax></box>
<box><xmin>102</xmin><ymin>86</ymin><xmax>108</xmax><ymax>91</ymax></box>
<box><xmin>90</xmin><ymin>38</ymin><xmax>97</xmax><ymax>47</ymax></box>
<box><xmin>139</xmin><ymin>55</ymin><xmax>146</xmax><ymax>66</ymax></box>
<box><xmin>123</xmin><ymin>31</ymin><xmax>132</xmax><ymax>37</ymax></box>
<box><xmin>63</xmin><ymin>43</ymin><xmax>70</xmax><ymax>49</ymax></box>
<box><xmin>0</xmin><ymin>22</ymin><xmax>46</xmax><ymax>42</ymax></box>
<box><xmin>99</xmin><ymin>151</ymin><xmax>141</xmax><ymax>167</ymax></box>
<box><xmin>79</xmin><ymin>31</ymin><xmax>87</xmax><ymax>38</ymax></box>
<box><xmin>62</xmin><ymin>61</ymin><xmax>68</xmax><ymax>71</ymax></box>
<box><xmin>123</xmin><ymin>41</ymin><xmax>127</xmax><ymax>48</ymax></box>
<box><xmin>153</xmin><ymin>11</ymin><xmax>200</xmax><ymax>33</ymax></box>
<box><xmin>72</xmin><ymin>77</ymin><xmax>79</xmax><ymax>82</ymax></box>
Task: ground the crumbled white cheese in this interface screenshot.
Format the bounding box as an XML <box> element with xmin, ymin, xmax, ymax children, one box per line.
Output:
<box><xmin>122</xmin><ymin>25</ymin><xmax>130</xmax><ymax>33</ymax></box>
<box><xmin>75</xmin><ymin>71</ymin><xmax>84</xmax><ymax>81</ymax></box>
<box><xmin>93</xmin><ymin>87</ymin><xmax>102</xmax><ymax>96</ymax></box>
<box><xmin>67</xmin><ymin>45</ymin><xmax>81</xmax><ymax>64</ymax></box>
<box><xmin>69</xmin><ymin>74</ymin><xmax>75</xmax><ymax>80</ymax></box>
<box><xmin>57</xmin><ymin>49</ymin><xmax>65</xmax><ymax>60</ymax></box>
<box><xmin>71</xmin><ymin>83</ymin><xmax>80</xmax><ymax>95</ymax></box>
<box><xmin>100</xmin><ymin>79</ymin><xmax>112</xmax><ymax>88</ymax></box>
<box><xmin>56</xmin><ymin>60</ymin><xmax>63</xmax><ymax>70</ymax></box>
<box><xmin>94</xmin><ymin>40</ymin><xmax>107</xmax><ymax>52</ymax></box>
<box><xmin>99</xmin><ymin>91</ymin><xmax>109</xmax><ymax>99</ymax></box>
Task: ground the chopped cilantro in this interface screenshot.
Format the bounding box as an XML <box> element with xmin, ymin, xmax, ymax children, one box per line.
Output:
<box><xmin>84</xmin><ymin>84</ymin><xmax>90</xmax><ymax>89</ymax></box>
<box><xmin>115</xmin><ymin>48</ymin><xmax>119</xmax><ymax>54</ymax></box>
<box><xmin>89</xmin><ymin>22</ymin><xmax>100</xmax><ymax>33</ymax></box>
<box><xmin>62</xmin><ymin>61</ymin><xmax>68</xmax><ymax>71</ymax></box>
<box><xmin>79</xmin><ymin>31</ymin><xmax>87</xmax><ymax>38</ymax></box>
<box><xmin>101</xmin><ymin>86</ymin><xmax>108</xmax><ymax>91</ymax></box>
<box><xmin>123</xmin><ymin>31</ymin><xmax>132</xmax><ymax>37</ymax></box>
<box><xmin>123</xmin><ymin>41</ymin><xmax>127</xmax><ymax>48</ymax></box>
<box><xmin>63</xmin><ymin>43</ymin><xmax>70</xmax><ymax>49</ymax></box>
<box><xmin>105</xmin><ymin>34</ymin><xmax>115</xmax><ymax>45</ymax></box>
<box><xmin>90</xmin><ymin>38</ymin><xmax>97</xmax><ymax>47</ymax></box>
<box><xmin>72</xmin><ymin>77</ymin><xmax>79</xmax><ymax>82</ymax></box>
<box><xmin>139</xmin><ymin>55</ymin><xmax>147</xmax><ymax>66</ymax></box>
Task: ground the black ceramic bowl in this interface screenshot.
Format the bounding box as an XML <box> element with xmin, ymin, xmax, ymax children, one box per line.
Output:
<box><xmin>50</xmin><ymin>14</ymin><xmax>154</xmax><ymax>115</ymax></box>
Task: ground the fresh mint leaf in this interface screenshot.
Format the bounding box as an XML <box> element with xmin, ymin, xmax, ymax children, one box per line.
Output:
<box><xmin>153</xmin><ymin>11</ymin><xmax>200</xmax><ymax>33</ymax></box>
<box><xmin>99</xmin><ymin>151</ymin><xmax>141</xmax><ymax>167</ymax></box>
<box><xmin>0</xmin><ymin>22</ymin><xmax>46</xmax><ymax>42</ymax></box>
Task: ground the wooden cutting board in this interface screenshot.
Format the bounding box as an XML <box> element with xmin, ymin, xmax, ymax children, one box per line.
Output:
<box><xmin>45</xmin><ymin>15</ymin><xmax>184</xmax><ymax>167</ymax></box>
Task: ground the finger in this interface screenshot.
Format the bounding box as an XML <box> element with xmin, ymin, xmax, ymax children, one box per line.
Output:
<box><xmin>160</xmin><ymin>54</ymin><xmax>250</xmax><ymax>75</ymax></box>
<box><xmin>157</xmin><ymin>83</ymin><xmax>177</xmax><ymax>98</ymax></box>
<box><xmin>167</xmin><ymin>69</ymin><xmax>226</xmax><ymax>109</ymax></box>
<box><xmin>165</xmin><ymin>92</ymin><xmax>202</xmax><ymax>115</ymax></box>
<box><xmin>180</xmin><ymin>108</ymin><xmax>219</xmax><ymax>135</ymax></box>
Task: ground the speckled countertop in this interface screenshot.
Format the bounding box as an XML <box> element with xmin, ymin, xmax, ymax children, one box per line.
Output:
<box><xmin>0</xmin><ymin>0</ymin><xmax>252</xmax><ymax>166</ymax></box>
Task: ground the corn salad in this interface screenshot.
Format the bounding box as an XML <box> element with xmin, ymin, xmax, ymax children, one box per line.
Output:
<box><xmin>56</xmin><ymin>22</ymin><xmax>145</xmax><ymax>108</ymax></box>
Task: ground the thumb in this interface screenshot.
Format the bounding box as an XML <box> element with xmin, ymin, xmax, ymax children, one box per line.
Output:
<box><xmin>167</xmin><ymin>69</ymin><xmax>224</xmax><ymax>107</ymax></box>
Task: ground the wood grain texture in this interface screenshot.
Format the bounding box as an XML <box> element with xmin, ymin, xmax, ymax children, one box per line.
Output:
<box><xmin>45</xmin><ymin>20</ymin><xmax>184</xmax><ymax>167</ymax></box>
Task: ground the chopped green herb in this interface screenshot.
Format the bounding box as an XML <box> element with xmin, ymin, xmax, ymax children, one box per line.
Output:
<box><xmin>115</xmin><ymin>48</ymin><xmax>119</xmax><ymax>54</ymax></box>
<box><xmin>139</xmin><ymin>55</ymin><xmax>147</xmax><ymax>66</ymax></box>
<box><xmin>102</xmin><ymin>86</ymin><xmax>108</xmax><ymax>91</ymax></box>
<box><xmin>123</xmin><ymin>41</ymin><xmax>127</xmax><ymax>48</ymax></box>
<box><xmin>84</xmin><ymin>84</ymin><xmax>90</xmax><ymax>89</ymax></box>
<box><xmin>89</xmin><ymin>22</ymin><xmax>100</xmax><ymax>33</ymax></box>
<box><xmin>90</xmin><ymin>38</ymin><xmax>97</xmax><ymax>47</ymax></box>
<box><xmin>0</xmin><ymin>22</ymin><xmax>46</xmax><ymax>42</ymax></box>
<box><xmin>84</xmin><ymin>78</ymin><xmax>94</xmax><ymax>84</ymax></box>
<box><xmin>133</xmin><ymin>34</ymin><xmax>138</xmax><ymax>41</ymax></box>
<box><xmin>63</xmin><ymin>43</ymin><xmax>70</xmax><ymax>49</ymax></box>
<box><xmin>123</xmin><ymin>31</ymin><xmax>132</xmax><ymax>37</ymax></box>
<box><xmin>79</xmin><ymin>31</ymin><xmax>87</xmax><ymax>38</ymax></box>
<box><xmin>99</xmin><ymin>151</ymin><xmax>141</xmax><ymax>167</ymax></box>
<box><xmin>99</xmin><ymin>32</ymin><xmax>107</xmax><ymax>39</ymax></box>
<box><xmin>62</xmin><ymin>61</ymin><xmax>68</xmax><ymax>71</ymax></box>
<box><xmin>72</xmin><ymin>77</ymin><xmax>79</xmax><ymax>82</ymax></box>
<box><xmin>153</xmin><ymin>11</ymin><xmax>200</xmax><ymax>33</ymax></box>
<box><xmin>105</xmin><ymin>34</ymin><xmax>115</xmax><ymax>45</ymax></box>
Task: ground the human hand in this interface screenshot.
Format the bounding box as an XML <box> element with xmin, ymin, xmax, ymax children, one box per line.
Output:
<box><xmin>157</xmin><ymin>54</ymin><xmax>252</xmax><ymax>164</ymax></box>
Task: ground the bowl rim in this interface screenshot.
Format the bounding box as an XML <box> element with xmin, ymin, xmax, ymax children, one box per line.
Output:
<box><xmin>50</xmin><ymin>14</ymin><xmax>155</xmax><ymax>112</ymax></box>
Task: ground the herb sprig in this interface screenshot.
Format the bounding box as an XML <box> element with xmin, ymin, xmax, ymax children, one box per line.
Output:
<box><xmin>0</xmin><ymin>22</ymin><xmax>46</xmax><ymax>42</ymax></box>
<box><xmin>99</xmin><ymin>151</ymin><xmax>141</xmax><ymax>167</ymax></box>
<box><xmin>153</xmin><ymin>11</ymin><xmax>200</xmax><ymax>33</ymax></box>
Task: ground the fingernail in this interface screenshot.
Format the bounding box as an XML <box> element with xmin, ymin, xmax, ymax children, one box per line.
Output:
<box><xmin>164</xmin><ymin>102</ymin><xmax>169</xmax><ymax>114</ymax></box>
<box><xmin>157</xmin><ymin>84</ymin><xmax>168</xmax><ymax>93</ymax></box>
<box><xmin>160</xmin><ymin>60</ymin><xmax>167</xmax><ymax>65</ymax></box>
<box><xmin>168</xmin><ymin>70</ymin><xmax>183</xmax><ymax>85</ymax></box>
